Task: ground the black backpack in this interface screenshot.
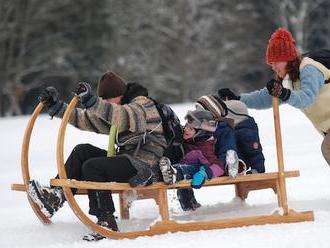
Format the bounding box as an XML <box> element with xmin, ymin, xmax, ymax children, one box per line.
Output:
<box><xmin>152</xmin><ymin>99</ymin><xmax>184</xmax><ymax>164</ymax></box>
<box><xmin>303</xmin><ymin>49</ymin><xmax>330</xmax><ymax>83</ymax></box>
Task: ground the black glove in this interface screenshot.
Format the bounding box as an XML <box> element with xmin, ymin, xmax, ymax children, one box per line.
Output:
<box><xmin>38</xmin><ymin>86</ymin><xmax>63</xmax><ymax>117</ymax></box>
<box><xmin>266</xmin><ymin>79</ymin><xmax>291</xmax><ymax>101</ymax></box>
<box><xmin>74</xmin><ymin>82</ymin><xmax>97</xmax><ymax>108</ymax></box>
<box><xmin>217</xmin><ymin>88</ymin><xmax>240</xmax><ymax>101</ymax></box>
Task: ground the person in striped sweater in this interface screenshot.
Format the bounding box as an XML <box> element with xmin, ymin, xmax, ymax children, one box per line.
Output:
<box><xmin>28</xmin><ymin>71</ymin><xmax>167</xmax><ymax>241</ymax></box>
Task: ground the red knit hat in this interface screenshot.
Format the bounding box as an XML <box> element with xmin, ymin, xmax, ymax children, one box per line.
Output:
<box><xmin>266</xmin><ymin>27</ymin><xmax>297</xmax><ymax>65</ymax></box>
<box><xmin>97</xmin><ymin>71</ymin><xmax>127</xmax><ymax>99</ymax></box>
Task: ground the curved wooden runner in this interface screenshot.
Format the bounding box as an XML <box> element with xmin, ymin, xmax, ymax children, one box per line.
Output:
<box><xmin>20</xmin><ymin>103</ymin><xmax>51</xmax><ymax>224</ymax></box>
<box><xmin>54</xmin><ymin>96</ymin><xmax>314</xmax><ymax>239</ymax></box>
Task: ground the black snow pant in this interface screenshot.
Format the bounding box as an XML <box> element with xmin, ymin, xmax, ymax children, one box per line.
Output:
<box><xmin>61</xmin><ymin>143</ymin><xmax>137</xmax><ymax>217</ymax></box>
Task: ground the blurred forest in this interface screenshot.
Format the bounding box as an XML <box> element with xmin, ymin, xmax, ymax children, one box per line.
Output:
<box><xmin>0</xmin><ymin>0</ymin><xmax>329</xmax><ymax>116</ymax></box>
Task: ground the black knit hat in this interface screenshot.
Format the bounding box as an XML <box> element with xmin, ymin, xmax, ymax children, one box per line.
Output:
<box><xmin>97</xmin><ymin>71</ymin><xmax>127</xmax><ymax>99</ymax></box>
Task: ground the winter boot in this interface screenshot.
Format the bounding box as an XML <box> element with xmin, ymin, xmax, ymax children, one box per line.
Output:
<box><xmin>177</xmin><ymin>188</ymin><xmax>201</xmax><ymax>211</ymax></box>
<box><xmin>159</xmin><ymin>157</ymin><xmax>177</xmax><ymax>185</ymax></box>
<box><xmin>28</xmin><ymin>180</ymin><xmax>65</xmax><ymax>218</ymax></box>
<box><xmin>128</xmin><ymin>167</ymin><xmax>153</xmax><ymax>187</ymax></box>
<box><xmin>226</xmin><ymin>149</ymin><xmax>239</xmax><ymax>178</ymax></box>
<box><xmin>83</xmin><ymin>214</ymin><xmax>118</xmax><ymax>241</ymax></box>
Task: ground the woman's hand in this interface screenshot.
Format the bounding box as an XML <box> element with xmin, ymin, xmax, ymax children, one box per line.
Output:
<box><xmin>266</xmin><ymin>79</ymin><xmax>291</xmax><ymax>101</ymax></box>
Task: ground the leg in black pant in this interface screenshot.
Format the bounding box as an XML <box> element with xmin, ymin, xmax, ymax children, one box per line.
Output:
<box><xmin>28</xmin><ymin>143</ymin><xmax>108</xmax><ymax>218</ymax></box>
<box><xmin>82</xmin><ymin>155</ymin><xmax>137</xmax><ymax>217</ymax></box>
<box><xmin>57</xmin><ymin>143</ymin><xmax>107</xmax><ymax>194</ymax></box>
<box><xmin>65</xmin><ymin>143</ymin><xmax>107</xmax><ymax>180</ymax></box>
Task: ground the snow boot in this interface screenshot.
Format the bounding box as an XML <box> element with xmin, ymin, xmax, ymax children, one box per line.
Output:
<box><xmin>159</xmin><ymin>156</ymin><xmax>177</xmax><ymax>185</ymax></box>
<box><xmin>83</xmin><ymin>214</ymin><xmax>118</xmax><ymax>241</ymax></box>
<box><xmin>226</xmin><ymin>149</ymin><xmax>239</xmax><ymax>178</ymax></box>
<box><xmin>28</xmin><ymin>180</ymin><xmax>65</xmax><ymax>218</ymax></box>
<box><xmin>177</xmin><ymin>188</ymin><xmax>201</xmax><ymax>211</ymax></box>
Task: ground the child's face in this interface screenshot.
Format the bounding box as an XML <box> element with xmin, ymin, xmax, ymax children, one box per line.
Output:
<box><xmin>183</xmin><ymin>125</ymin><xmax>196</xmax><ymax>140</ymax></box>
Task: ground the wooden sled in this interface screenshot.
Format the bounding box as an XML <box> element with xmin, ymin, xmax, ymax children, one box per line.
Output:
<box><xmin>12</xmin><ymin>96</ymin><xmax>314</xmax><ymax>239</ymax></box>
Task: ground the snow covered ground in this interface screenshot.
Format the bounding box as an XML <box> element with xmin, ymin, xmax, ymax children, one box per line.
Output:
<box><xmin>1</xmin><ymin>103</ymin><xmax>330</xmax><ymax>248</ymax></box>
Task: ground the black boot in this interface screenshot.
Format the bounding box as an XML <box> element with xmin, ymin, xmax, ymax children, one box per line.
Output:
<box><xmin>28</xmin><ymin>180</ymin><xmax>65</xmax><ymax>218</ymax></box>
<box><xmin>177</xmin><ymin>188</ymin><xmax>201</xmax><ymax>211</ymax></box>
<box><xmin>83</xmin><ymin>214</ymin><xmax>118</xmax><ymax>241</ymax></box>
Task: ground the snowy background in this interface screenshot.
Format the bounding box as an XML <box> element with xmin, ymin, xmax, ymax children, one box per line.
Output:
<box><xmin>1</xmin><ymin>103</ymin><xmax>330</xmax><ymax>248</ymax></box>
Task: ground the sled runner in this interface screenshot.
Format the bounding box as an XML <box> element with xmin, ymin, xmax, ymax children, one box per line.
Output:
<box><xmin>12</xmin><ymin>96</ymin><xmax>314</xmax><ymax>239</ymax></box>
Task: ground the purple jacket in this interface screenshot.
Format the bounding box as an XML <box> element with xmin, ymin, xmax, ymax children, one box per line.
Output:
<box><xmin>182</xmin><ymin>139</ymin><xmax>225</xmax><ymax>177</ymax></box>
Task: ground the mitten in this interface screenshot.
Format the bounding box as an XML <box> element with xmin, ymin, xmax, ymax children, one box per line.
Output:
<box><xmin>75</xmin><ymin>82</ymin><xmax>97</xmax><ymax>108</ymax></box>
<box><xmin>266</xmin><ymin>79</ymin><xmax>291</xmax><ymax>101</ymax></box>
<box><xmin>38</xmin><ymin>86</ymin><xmax>63</xmax><ymax>117</ymax></box>
<box><xmin>218</xmin><ymin>88</ymin><xmax>240</xmax><ymax>101</ymax></box>
<box><xmin>191</xmin><ymin>166</ymin><xmax>211</xmax><ymax>189</ymax></box>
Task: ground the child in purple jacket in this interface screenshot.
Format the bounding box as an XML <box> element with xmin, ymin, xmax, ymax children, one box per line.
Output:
<box><xmin>159</xmin><ymin>108</ymin><xmax>242</xmax><ymax>212</ymax></box>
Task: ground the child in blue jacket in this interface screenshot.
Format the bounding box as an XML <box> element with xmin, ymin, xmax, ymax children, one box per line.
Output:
<box><xmin>196</xmin><ymin>95</ymin><xmax>265</xmax><ymax>174</ymax></box>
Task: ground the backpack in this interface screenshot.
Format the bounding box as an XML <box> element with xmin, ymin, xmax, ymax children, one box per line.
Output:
<box><xmin>152</xmin><ymin>99</ymin><xmax>184</xmax><ymax>164</ymax></box>
<box><xmin>303</xmin><ymin>49</ymin><xmax>330</xmax><ymax>83</ymax></box>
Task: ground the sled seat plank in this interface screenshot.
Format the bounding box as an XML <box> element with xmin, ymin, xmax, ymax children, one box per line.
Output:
<box><xmin>49</xmin><ymin>170</ymin><xmax>299</xmax><ymax>191</ymax></box>
<box><xmin>11</xmin><ymin>183</ymin><xmax>27</xmax><ymax>191</ymax></box>
<box><xmin>12</xmin><ymin>170</ymin><xmax>299</xmax><ymax>193</ymax></box>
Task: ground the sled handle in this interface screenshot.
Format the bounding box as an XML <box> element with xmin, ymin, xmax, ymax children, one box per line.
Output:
<box><xmin>21</xmin><ymin>102</ymin><xmax>51</xmax><ymax>224</ymax></box>
<box><xmin>272</xmin><ymin>97</ymin><xmax>288</xmax><ymax>214</ymax></box>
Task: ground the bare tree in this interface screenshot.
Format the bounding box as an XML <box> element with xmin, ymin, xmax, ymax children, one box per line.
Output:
<box><xmin>262</xmin><ymin>0</ymin><xmax>328</xmax><ymax>52</ymax></box>
<box><xmin>0</xmin><ymin>0</ymin><xmax>328</xmax><ymax>115</ymax></box>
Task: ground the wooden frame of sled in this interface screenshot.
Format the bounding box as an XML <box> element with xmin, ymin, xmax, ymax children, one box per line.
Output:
<box><xmin>11</xmin><ymin>96</ymin><xmax>314</xmax><ymax>239</ymax></box>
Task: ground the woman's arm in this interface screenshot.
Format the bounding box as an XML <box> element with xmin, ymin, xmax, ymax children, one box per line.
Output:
<box><xmin>240</xmin><ymin>87</ymin><xmax>273</xmax><ymax>109</ymax></box>
<box><xmin>286</xmin><ymin>65</ymin><xmax>324</xmax><ymax>109</ymax></box>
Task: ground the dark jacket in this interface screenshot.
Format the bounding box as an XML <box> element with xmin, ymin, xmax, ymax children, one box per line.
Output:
<box><xmin>234</xmin><ymin>117</ymin><xmax>265</xmax><ymax>173</ymax></box>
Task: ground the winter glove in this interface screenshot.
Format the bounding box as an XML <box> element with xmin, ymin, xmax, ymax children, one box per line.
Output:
<box><xmin>266</xmin><ymin>79</ymin><xmax>291</xmax><ymax>101</ymax></box>
<box><xmin>191</xmin><ymin>166</ymin><xmax>211</xmax><ymax>189</ymax></box>
<box><xmin>218</xmin><ymin>88</ymin><xmax>240</xmax><ymax>101</ymax></box>
<box><xmin>74</xmin><ymin>82</ymin><xmax>97</xmax><ymax>108</ymax></box>
<box><xmin>38</xmin><ymin>86</ymin><xmax>64</xmax><ymax>118</ymax></box>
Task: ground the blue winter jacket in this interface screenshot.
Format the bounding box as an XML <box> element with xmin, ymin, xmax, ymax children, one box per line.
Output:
<box><xmin>235</xmin><ymin>117</ymin><xmax>265</xmax><ymax>173</ymax></box>
<box><xmin>240</xmin><ymin>65</ymin><xmax>324</xmax><ymax>109</ymax></box>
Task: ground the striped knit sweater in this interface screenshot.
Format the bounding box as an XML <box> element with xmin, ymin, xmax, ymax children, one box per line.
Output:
<box><xmin>56</xmin><ymin>96</ymin><xmax>167</xmax><ymax>181</ymax></box>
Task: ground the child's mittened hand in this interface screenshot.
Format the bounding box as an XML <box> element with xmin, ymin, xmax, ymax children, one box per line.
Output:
<box><xmin>191</xmin><ymin>167</ymin><xmax>208</xmax><ymax>189</ymax></box>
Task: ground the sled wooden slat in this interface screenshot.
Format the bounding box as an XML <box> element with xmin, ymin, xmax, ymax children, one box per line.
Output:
<box><xmin>14</xmin><ymin>170</ymin><xmax>299</xmax><ymax>193</ymax></box>
<box><xmin>273</xmin><ymin>97</ymin><xmax>289</xmax><ymax>214</ymax></box>
<box><xmin>49</xmin><ymin>170</ymin><xmax>300</xmax><ymax>191</ymax></box>
<box><xmin>11</xmin><ymin>183</ymin><xmax>27</xmax><ymax>191</ymax></box>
